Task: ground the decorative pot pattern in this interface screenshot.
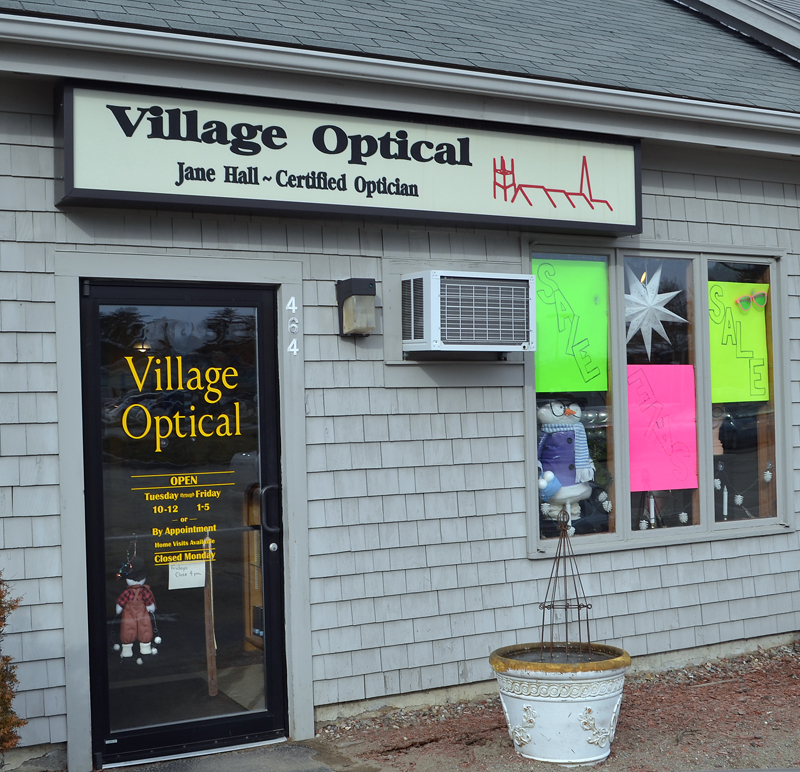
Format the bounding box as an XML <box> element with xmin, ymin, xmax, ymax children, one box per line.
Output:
<box><xmin>509</xmin><ymin>704</ymin><xmax>538</xmax><ymax>746</ymax></box>
<box><xmin>579</xmin><ymin>702</ymin><xmax>620</xmax><ymax>748</ymax></box>
<box><xmin>490</xmin><ymin>643</ymin><xmax>631</xmax><ymax>765</ymax></box>
<box><xmin>495</xmin><ymin>672</ymin><xmax>626</xmax><ymax>699</ymax></box>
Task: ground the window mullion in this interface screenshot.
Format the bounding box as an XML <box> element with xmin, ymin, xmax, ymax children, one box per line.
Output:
<box><xmin>695</xmin><ymin>253</ymin><xmax>714</xmax><ymax>533</ymax></box>
<box><xmin>610</xmin><ymin>248</ymin><xmax>633</xmax><ymax>540</ymax></box>
<box><xmin>773</xmin><ymin>256</ymin><xmax>791</xmax><ymax>527</ymax></box>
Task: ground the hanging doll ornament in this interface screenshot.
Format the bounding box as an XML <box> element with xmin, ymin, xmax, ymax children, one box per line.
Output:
<box><xmin>114</xmin><ymin>555</ymin><xmax>161</xmax><ymax>664</ymax></box>
<box><xmin>537</xmin><ymin>399</ymin><xmax>596</xmax><ymax>521</ymax></box>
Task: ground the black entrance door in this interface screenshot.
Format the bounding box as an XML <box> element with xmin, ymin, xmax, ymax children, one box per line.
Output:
<box><xmin>81</xmin><ymin>281</ymin><xmax>286</xmax><ymax>764</ymax></box>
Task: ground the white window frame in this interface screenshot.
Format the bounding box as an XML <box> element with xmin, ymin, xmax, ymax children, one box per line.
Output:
<box><xmin>527</xmin><ymin>245</ymin><xmax>793</xmax><ymax>557</ymax></box>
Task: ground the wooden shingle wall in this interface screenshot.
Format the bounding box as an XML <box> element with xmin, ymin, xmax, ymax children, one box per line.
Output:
<box><xmin>0</xmin><ymin>79</ymin><xmax>799</xmax><ymax>743</ymax></box>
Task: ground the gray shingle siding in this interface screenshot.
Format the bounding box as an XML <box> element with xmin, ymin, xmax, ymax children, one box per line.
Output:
<box><xmin>3</xmin><ymin>73</ymin><xmax>800</xmax><ymax>734</ymax></box>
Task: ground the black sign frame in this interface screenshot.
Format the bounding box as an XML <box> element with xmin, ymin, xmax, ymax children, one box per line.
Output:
<box><xmin>57</xmin><ymin>82</ymin><xmax>642</xmax><ymax>235</ymax></box>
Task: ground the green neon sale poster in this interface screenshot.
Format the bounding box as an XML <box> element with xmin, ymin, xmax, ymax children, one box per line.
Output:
<box><xmin>531</xmin><ymin>257</ymin><xmax>609</xmax><ymax>392</ymax></box>
<box><xmin>708</xmin><ymin>281</ymin><xmax>770</xmax><ymax>403</ymax></box>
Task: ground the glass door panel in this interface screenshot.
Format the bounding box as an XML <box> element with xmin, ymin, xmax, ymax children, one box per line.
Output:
<box><xmin>82</xmin><ymin>284</ymin><xmax>285</xmax><ymax>762</ymax></box>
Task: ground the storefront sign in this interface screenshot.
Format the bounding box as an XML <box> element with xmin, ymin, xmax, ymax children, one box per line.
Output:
<box><xmin>169</xmin><ymin>562</ymin><xmax>206</xmax><ymax>589</ymax></box>
<box><xmin>709</xmin><ymin>281</ymin><xmax>770</xmax><ymax>402</ymax></box>
<box><xmin>532</xmin><ymin>256</ymin><xmax>609</xmax><ymax>392</ymax></box>
<box><xmin>627</xmin><ymin>364</ymin><xmax>698</xmax><ymax>492</ymax></box>
<box><xmin>61</xmin><ymin>87</ymin><xmax>641</xmax><ymax>232</ymax></box>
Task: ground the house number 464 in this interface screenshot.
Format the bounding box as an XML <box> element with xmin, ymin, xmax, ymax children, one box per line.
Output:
<box><xmin>286</xmin><ymin>297</ymin><xmax>300</xmax><ymax>355</ymax></box>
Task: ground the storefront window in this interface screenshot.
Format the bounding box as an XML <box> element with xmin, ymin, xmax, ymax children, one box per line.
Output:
<box><xmin>532</xmin><ymin>255</ymin><xmax>615</xmax><ymax>538</ymax></box>
<box><xmin>624</xmin><ymin>256</ymin><xmax>699</xmax><ymax>530</ymax></box>
<box><xmin>708</xmin><ymin>262</ymin><xmax>776</xmax><ymax>521</ymax></box>
<box><xmin>533</xmin><ymin>251</ymin><xmax>781</xmax><ymax>545</ymax></box>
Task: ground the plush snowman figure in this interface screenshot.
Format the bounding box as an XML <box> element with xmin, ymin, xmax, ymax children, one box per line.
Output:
<box><xmin>537</xmin><ymin>398</ymin><xmax>595</xmax><ymax>520</ymax></box>
<box><xmin>115</xmin><ymin>556</ymin><xmax>157</xmax><ymax>663</ymax></box>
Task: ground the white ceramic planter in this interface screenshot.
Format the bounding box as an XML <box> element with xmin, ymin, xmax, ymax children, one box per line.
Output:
<box><xmin>489</xmin><ymin>643</ymin><xmax>631</xmax><ymax>766</ymax></box>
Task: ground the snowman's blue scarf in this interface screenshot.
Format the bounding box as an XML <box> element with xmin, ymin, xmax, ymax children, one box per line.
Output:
<box><xmin>538</xmin><ymin>422</ymin><xmax>595</xmax><ymax>483</ymax></box>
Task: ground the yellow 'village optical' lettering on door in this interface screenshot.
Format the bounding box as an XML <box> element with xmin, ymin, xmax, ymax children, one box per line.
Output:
<box><xmin>121</xmin><ymin>356</ymin><xmax>242</xmax><ymax>451</ymax></box>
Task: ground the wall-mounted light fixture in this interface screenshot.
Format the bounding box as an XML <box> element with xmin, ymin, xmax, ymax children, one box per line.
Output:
<box><xmin>336</xmin><ymin>278</ymin><xmax>377</xmax><ymax>336</ymax></box>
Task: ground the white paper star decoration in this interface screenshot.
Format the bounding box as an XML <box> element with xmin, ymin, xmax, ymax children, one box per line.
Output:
<box><xmin>763</xmin><ymin>470</ymin><xmax>773</xmax><ymax>483</ymax></box>
<box><xmin>734</xmin><ymin>494</ymin><xmax>744</xmax><ymax>506</ymax></box>
<box><xmin>625</xmin><ymin>265</ymin><xmax>688</xmax><ymax>359</ymax></box>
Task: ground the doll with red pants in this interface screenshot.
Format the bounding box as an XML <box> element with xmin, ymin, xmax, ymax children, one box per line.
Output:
<box><xmin>115</xmin><ymin>556</ymin><xmax>156</xmax><ymax>659</ymax></box>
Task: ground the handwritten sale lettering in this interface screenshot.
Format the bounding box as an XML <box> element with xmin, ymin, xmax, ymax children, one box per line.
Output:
<box><xmin>532</xmin><ymin>257</ymin><xmax>609</xmax><ymax>392</ymax></box>
<box><xmin>627</xmin><ymin>365</ymin><xmax>698</xmax><ymax>492</ymax></box>
<box><xmin>708</xmin><ymin>282</ymin><xmax>769</xmax><ymax>403</ymax></box>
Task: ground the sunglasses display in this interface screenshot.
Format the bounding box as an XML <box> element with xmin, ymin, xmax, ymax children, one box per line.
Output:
<box><xmin>734</xmin><ymin>290</ymin><xmax>768</xmax><ymax>312</ymax></box>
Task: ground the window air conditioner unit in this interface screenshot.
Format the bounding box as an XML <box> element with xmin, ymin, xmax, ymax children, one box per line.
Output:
<box><xmin>401</xmin><ymin>270</ymin><xmax>536</xmax><ymax>352</ymax></box>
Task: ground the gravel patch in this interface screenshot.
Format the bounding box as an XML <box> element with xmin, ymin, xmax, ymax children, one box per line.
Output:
<box><xmin>305</xmin><ymin>642</ymin><xmax>800</xmax><ymax>771</ymax></box>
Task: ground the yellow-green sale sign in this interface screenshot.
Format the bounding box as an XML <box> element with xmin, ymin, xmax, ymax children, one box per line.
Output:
<box><xmin>708</xmin><ymin>281</ymin><xmax>769</xmax><ymax>403</ymax></box>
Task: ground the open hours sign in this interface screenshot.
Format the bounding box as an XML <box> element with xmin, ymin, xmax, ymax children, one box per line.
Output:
<box><xmin>130</xmin><ymin>470</ymin><xmax>225</xmax><ymax>565</ymax></box>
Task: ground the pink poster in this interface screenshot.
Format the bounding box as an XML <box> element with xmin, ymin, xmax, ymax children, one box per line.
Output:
<box><xmin>627</xmin><ymin>365</ymin><xmax>698</xmax><ymax>492</ymax></box>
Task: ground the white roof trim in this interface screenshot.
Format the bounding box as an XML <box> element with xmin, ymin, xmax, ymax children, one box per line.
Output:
<box><xmin>674</xmin><ymin>0</ymin><xmax>800</xmax><ymax>63</ymax></box>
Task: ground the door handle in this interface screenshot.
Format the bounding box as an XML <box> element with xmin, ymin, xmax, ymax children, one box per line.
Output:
<box><xmin>260</xmin><ymin>484</ymin><xmax>281</xmax><ymax>534</ymax></box>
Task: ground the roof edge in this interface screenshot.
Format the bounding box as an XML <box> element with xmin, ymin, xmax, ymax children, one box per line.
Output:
<box><xmin>673</xmin><ymin>0</ymin><xmax>800</xmax><ymax>62</ymax></box>
<box><xmin>3</xmin><ymin>12</ymin><xmax>800</xmax><ymax>138</ymax></box>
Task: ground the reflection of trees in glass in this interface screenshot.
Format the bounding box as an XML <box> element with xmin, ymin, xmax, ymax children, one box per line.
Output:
<box><xmin>131</xmin><ymin>308</ymin><xmax>257</xmax><ymax>356</ymax></box>
<box><xmin>204</xmin><ymin>308</ymin><xmax>256</xmax><ymax>346</ymax></box>
<box><xmin>709</xmin><ymin>261</ymin><xmax>769</xmax><ymax>284</ymax></box>
<box><xmin>201</xmin><ymin>309</ymin><xmax>258</xmax><ymax>394</ymax></box>
<box><xmin>99</xmin><ymin>306</ymin><xmax>257</xmax><ymax>357</ymax></box>
<box><xmin>99</xmin><ymin>307</ymin><xmax>146</xmax><ymax>350</ymax></box>
<box><xmin>143</xmin><ymin>318</ymin><xmax>208</xmax><ymax>355</ymax></box>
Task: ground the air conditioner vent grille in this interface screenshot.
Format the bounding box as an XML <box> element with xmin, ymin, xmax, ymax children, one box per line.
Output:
<box><xmin>401</xmin><ymin>278</ymin><xmax>425</xmax><ymax>341</ymax></box>
<box><xmin>401</xmin><ymin>279</ymin><xmax>412</xmax><ymax>340</ymax></box>
<box><xmin>413</xmin><ymin>278</ymin><xmax>424</xmax><ymax>340</ymax></box>
<box><xmin>439</xmin><ymin>276</ymin><xmax>530</xmax><ymax>345</ymax></box>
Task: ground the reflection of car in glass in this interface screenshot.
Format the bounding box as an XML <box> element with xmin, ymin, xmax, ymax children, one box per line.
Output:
<box><xmin>103</xmin><ymin>391</ymin><xmax>187</xmax><ymax>424</ymax></box>
<box><xmin>719</xmin><ymin>404</ymin><xmax>761</xmax><ymax>451</ymax></box>
<box><xmin>231</xmin><ymin>451</ymin><xmax>259</xmax><ymax>479</ymax></box>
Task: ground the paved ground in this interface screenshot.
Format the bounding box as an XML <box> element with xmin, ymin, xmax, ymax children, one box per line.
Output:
<box><xmin>117</xmin><ymin>744</ymin><xmax>336</xmax><ymax>772</ymax></box>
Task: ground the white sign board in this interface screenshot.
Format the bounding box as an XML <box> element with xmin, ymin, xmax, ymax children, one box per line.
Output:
<box><xmin>62</xmin><ymin>87</ymin><xmax>640</xmax><ymax>232</ymax></box>
<box><xmin>168</xmin><ymin>561</ymin><xmax>206</xmax><ymax>590</ymax></box>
